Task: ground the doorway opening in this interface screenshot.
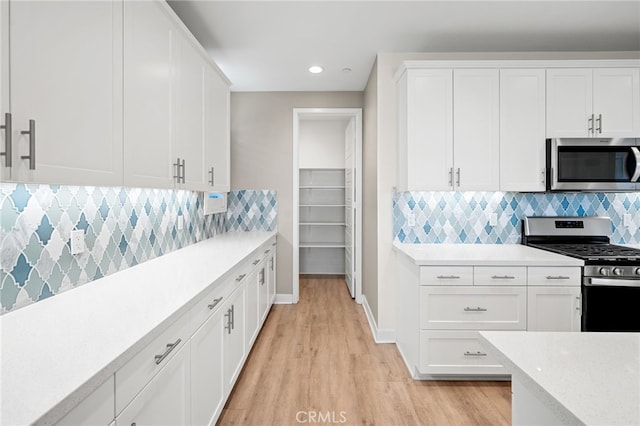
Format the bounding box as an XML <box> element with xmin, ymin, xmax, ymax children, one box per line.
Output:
<box><xmin>292</xmin><ymin>108</ymin><xmax>362</xmax><ymax>304</ymax></box>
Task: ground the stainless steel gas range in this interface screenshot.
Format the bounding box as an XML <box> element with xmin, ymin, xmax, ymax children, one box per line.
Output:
<box><xmin>523</xmin><ymin>216</ymin><xmax>640</xmax><ymax>332</ymax></box>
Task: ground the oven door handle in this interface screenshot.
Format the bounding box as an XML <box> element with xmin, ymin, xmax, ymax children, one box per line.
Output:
<box><xmin>631</xmin><ymin>147</ymin><xmax>640</xmax><ymax>182</ymax></box>
<box><xmin>587</xmin><ymin>277</ymin><xmax>640</xmax><ymax>288</ymax></box>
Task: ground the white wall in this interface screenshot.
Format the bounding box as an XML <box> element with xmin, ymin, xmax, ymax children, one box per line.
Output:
<box><xmin>230</xmin><ymin>92</ymin><xmax>363</xmax><ymax>296</ymax></box>
<box><xmin>299</xmin><ymin>119</ymin><xmax>347</xmax><ymax>169</ymax></box>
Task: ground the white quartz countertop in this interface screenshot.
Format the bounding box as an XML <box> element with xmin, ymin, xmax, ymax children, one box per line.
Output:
<box><xmin>0</xmin><ymin>231</ymin><xmax>276</xmax><ymax>426</ymax></box>
<box><xmin>394</xmin><ymin>242</ymin><xmax>584</xmax><ymax>266</ymax></box>
<box><xmin>479</xmin><ymin>331</ymin><xmax>640</xmax><ymax>425</ymax></box>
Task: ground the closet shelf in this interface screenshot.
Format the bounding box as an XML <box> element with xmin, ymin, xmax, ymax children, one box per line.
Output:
<box><xmin>300</xmin><ymin>222</ymin><xmax>346</xmax><ymax>226</ymax></box>
<box><xmin>299</xmin><ymin>204</ymin><xmax>346</xmax><ymax>208</ymax></box>
<box><xmin>299</xmin><ymin>186</ymin><xmax>346</xmax><ymax>189</ymax></box>
<box><xmin>299</xmin><ymin>243</ymin><xmax>346</xmax><ymax>248</ymax></box>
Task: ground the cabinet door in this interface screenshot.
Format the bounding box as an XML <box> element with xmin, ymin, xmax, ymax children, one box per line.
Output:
<box><xmin>190</xmin><ymin>307</ymin><xmax>224</xmax><ymax>426</ymax></box>
<box><xmin>499</xmin><ymin>69</ymin><xmax>546</xmax><ymax>192</ymax></box>
<box><xmin>1</xmin><ymin>0</ymin><xmax>9</xmax><ymax>182</ymax></box>
<box><xmin>223</xmin><ymin>285</ymin><xmax>245</xmax><ymax>395</ymax></box>
<box><xmin>244</xmin><ymin>268</ymin><xmax>260</xmax><ymax>348</ymax></box>
<box><xmin>117</xmin><ymin>344</ymin><xmax>190</xmax><ymax>426</ymax></box>
<box><xmin>174</xmin><ymin>35</ymin><xmax>207</xmax><ymax>191</ymax></box>
<box><xmin>268</xmin><ymin>250</ymin><xmax>276</xmax><ymax>304</ymax></box>
<box><xmin>258</xmin><ymin>263</ymin><xmax>269</xmax><ymax>324</ymax></box>
<box><xmin>453</xmin><ymin>69</ymin><xmax>500</xmax><ymax>191</ymax></box>
<box><xmin>593</xmin><ymin>68</ymin><xmax>640</xmax><ymax>137</ymax></box>
<box><xmin>546</xmin><ymin>68</ymin><xmax>593</xmax><ymax>137</ymax></box>
<box><xmin>123</xmin><ymin>0</ymin><xmax>175</xmax><ymax>189</ymax></box>
<box><xmin>204</xmin><ymin>66</ymin><xmax>231</xmax><ymax>192</ymax></box>
<box><xmin>527</xmin><ymin>286</ymin><xmax>581</xmax><ymax>332</ymax></box>
<box><xmin>398</xmin><ymin>69</ymin><xmax>453</xmax><ymax>191</ymax></box>
<box><xmin>10</xmin><ymin>0</ymin><xmax>123</xmax><ymax>186</ymax></box>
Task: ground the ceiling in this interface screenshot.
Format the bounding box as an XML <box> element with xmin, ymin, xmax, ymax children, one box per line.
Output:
<box><xmin>167</xmin><ymin>1</ymin><xmax>640</xmax><ymax>92</ymax></box>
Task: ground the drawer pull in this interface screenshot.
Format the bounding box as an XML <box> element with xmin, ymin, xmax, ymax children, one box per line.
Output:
<box><xmin>464</xmin><ymin>351</ymin><xmax>487</xmax><ymax>357</ymax></box>
<box><xmin>546</xmin><ymin>275</ymin><xmax>571</xmax><ymax>280</ymax></box>
<box><xmin>253</xmin><ymin>260</ymin><xmax>260</xmax><ymax>265</ymax></box>
<box><xmin>208</xmin><ymin>297</ymin><xmax>223</xmax><ymax>310</ymax></box>
<box><xmin>491</xmin><ymin>275</ymin><xmax>515</xmax><ymax>279</ymax></box>
<box><xmin>154</xmin><ymin>338</ymin><xmax>181</xmax><ymax>365</ymax></box>
<box><xmin>272</xmin><ymin>242</ymin><xmax>276</xmax><ymax>246</ymax></box>
<box><xmin>436</xmin><ymin>275</ymin><xmax>461</xmax><ymax>279</ymax></box>
<box><xmin>464</xmin><ymin>307</ymin><xmax>487</xmax><ymax>312</ymax></box>
<box><xmin>264</xmin><ymin>249</ymin><xmax>270</xmax><ymax>254</ymax></box>
<box><xmin>235</xmin><ymin>274</ymin><xmax>246</xmax><ymax>282</ymax></box>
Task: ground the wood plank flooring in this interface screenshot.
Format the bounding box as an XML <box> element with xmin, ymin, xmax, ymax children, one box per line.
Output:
<box><xmin>218</xmin><ymin>276</ymin><xmax>511</xmax><ymax>425</ymax></box>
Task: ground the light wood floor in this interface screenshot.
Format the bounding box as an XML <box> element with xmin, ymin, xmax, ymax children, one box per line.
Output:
<box><xmin>218</xmin><ymin>276</ymin><xmax>511</xmax><ymax>425</ymax></box>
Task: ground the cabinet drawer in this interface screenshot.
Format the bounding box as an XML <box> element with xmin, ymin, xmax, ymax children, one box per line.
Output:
<box><xmin>419</xmin><ymin>266</ymin><xmax>473</xmax><ymax>286</ymax></box>
<box><xmin>528</xmin><ymin>267</ymin><xmax>581</xmax><ymax>286</ymax></box>
<box><xmin>474</xmin><ymin>266</ymin><xmax>526</xmax><ymax>286</ymax></box>
<box><xmin>190</xmin><ymin>278</ymin><xmax>233</xmax><ymax>333</ymax></box>
<box><xmin>419</xmin><ymin>330</ymin><xmax>506</xmax><ymax>375</ymax></box>
<box><xmin>419</xmin><ymin>286</ymin><xmax>527</xmax><ymax>330</ymax></box>
<box><xmin>115</xmin><ymin>310</ymin><xmax>191</xmax><ymax>415</ymax></box>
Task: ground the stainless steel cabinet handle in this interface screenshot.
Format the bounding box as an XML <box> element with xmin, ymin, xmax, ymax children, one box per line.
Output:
<box><xmin>264</xmin><ymin>249</ymin><xmax>270</xmax><ymax>254</ymax></box>
<box><xmin>180</xmin><ymin>159</ymin><xmax>185</xmax><ymax>183</ymax></box>
<box><xmin>173</xmin><ymin>158</ymin><xmax>182</xmax><ymax>182</ymax></box>
<box><xmin>540</xmin><ymin>168</ymin><xmax>546</xmax><ymax>186</ymax></box>
<box><xmin>596</xmin><ymin>113</ymin><xmax>602</xmax><ymax>134</ymax></box>
<box><xmin>0</xmin><ymin>113</ymin><xmax>12</xmax><ymax>167</ymax></box>
<box><xmin>154</xmin><ymin>338</ymin><xmax>181</xmax><ymax>365</ymax></box>
<box><xmin>436</xmin><ymin>275</ymin><xmax>460</xmax><ymax>279</ymax></box>
<box><xmin>230</xmin><ymin>304</ymin><xmax>235</xmax><ymax>330</ymax></box>
<box><xmin>464</xmin><ymin>351</ymin><xmax>487</xmax><ymax>357</ymax></box>
<box><xmin>20</xmin><ymin>119</ymin><xmax>36</xmax><ymax>170</ymax></box>
<box><xmin>208</xmin><ymin>297</ymin><xmax>223</xmax><ymax>310</ymax></box>
<box><xmin>272</xmin><ymin>242</ymin><xmax>276</xmax><ymax>246</ymax></box>
<box><xmin>235</xmin><ymin>273</ymin><xmax>246</xmax><ymax>282</ymax></box>
<box><xmin>464</xmin><ymin>307</ymin><xmax>487</xmax><ymax>312</ymax></box>
<box><xmin>253</xmin><ymin>259</ymin><xmax>260</xmax><ymax>265</ymax></box>
<box><xmin>270</xmin><ymin>258</ymin><xmax>274</xmax><ymax>271</ymax></box>
<box><xmin>456</xmin><ymin>168</ymin><xmax>461</xmax><ymax>186</ymax></box>
<box><xmin>208</xmin><ymin>166</ymin><xmax>215</xmax><ymax>186</ymax></box>
<box><xmin>448</xmin><ymin>168</ymin><xmax>453</xmax><ymax>187</ymax></box>
<box><xmin>546</xmin><ymin>275</ymin><xmax>570</xmax><ymax>280</ymax></box>
<box><xmin>588</xmin><ymin>114</ymin><xmax>594</xmax><ymax>134</ymax></box>
<box><xmin>491</xmin><ymin>275</ymin><xmax>515</xmax><ymax>279</ymax></box>
<box><xmin>225</xmin><ymin>308</ymin><xmax>232</xmax><ymax>334</ymax></box>
<box><xmin>260</xmin><ymin>269</ymin><xmax>265</xmax><ymax>285</ymax></box>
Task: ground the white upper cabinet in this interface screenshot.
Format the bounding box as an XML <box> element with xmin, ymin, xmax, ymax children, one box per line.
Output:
<box><xmin>174</xmin><ymin>35</ymin><xmax>207</xmax><ymax>191</ymax></box>
<box><xmin>453</xmin><ymin>69</ymin><xmax>500</xmax><ymax>191</ymax></box>
<box><xmin>123</xmin><ymin>0</ymin><xmax>175</xmax><ymax>189</ymax></box>
<box><xmin>204</xmin><ymin>66</ymin><xmax>231</xmax><ymax>193</ymax></box>
<box><xmin>1</xmin><ymin>0</ymin><xmax>8</xmax><ymax>182</ymax></box>
<box><xmin>547</xmin><ymin>68</ymin><xmax>640</xmax><ymax>138</ymax></box>
<box><xmin>500</xmin><ymin>69</ymin><xmax>546</xmax><ymax>192</ymax></box>
<box><xmin>7</xmin><ymin>0</ymin><xmax>123</xmax><ymax>186</ymax></box>
<box><xmin>123</xmin><ymin>0</ymin><xmax>231</xmax><ymax>192</ymax></box>
<box><xmin>397</xmin><ymin>69</ymin><xmax>453</xmax><ymax>191</ymax></box>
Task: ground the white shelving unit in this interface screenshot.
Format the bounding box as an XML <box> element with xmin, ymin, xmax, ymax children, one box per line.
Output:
<box><xmin>299</xmin><ymin>168</ymin><xmax>346</xmax><ymax>274</ymax></box>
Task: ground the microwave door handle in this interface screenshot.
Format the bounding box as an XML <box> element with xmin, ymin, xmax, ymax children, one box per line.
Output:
<box><xmin>631</xmin><ymin>147</ymin><xmax>640</xmax><ymax>182</ymax></box>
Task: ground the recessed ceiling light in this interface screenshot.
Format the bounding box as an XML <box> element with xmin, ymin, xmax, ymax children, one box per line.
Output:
<box><xmin>308</xmin><ymin>65</ymin><xmax>324</xmax><ymax>74</ymax></box>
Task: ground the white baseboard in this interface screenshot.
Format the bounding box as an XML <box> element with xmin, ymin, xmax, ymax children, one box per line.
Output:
<box><xmin>362</xmin><ymin>296</ymin><xmax>396</xmax><ymax>343</ymax></box>
<box><xmin>274</xmin><ymin>294</ymin><xmax>294</xmax><ymax>304</ymax></box>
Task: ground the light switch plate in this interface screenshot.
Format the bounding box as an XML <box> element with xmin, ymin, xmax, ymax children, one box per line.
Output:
<box><xmin>407</xmin><ymin>212</ymin><xmax>416</xmax><ymax>227</ymax></box>
<box><xmin>490</xmin><ymin>213</ymin><xmax>498</xmax><ymax>227</ymax></box>
<box><xmin>177</xmin><ymin>214</ymin><xmax>184</xmax><ymax>231</ymax></box>
<box><xmin>70</xmin><ymin>229</ymin><xmax>85</xmax><ymax>255</ymax></box>
<box><xmin>624</xmin><ymin>213</ymin><xmax>632</xmax><ymax>227</ymax></box>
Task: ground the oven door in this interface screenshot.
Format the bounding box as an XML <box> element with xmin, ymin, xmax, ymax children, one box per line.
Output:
<box><xmin>583</xmin><ymin>277</ymin><xmax>640</xmax><ymax>332</ymax></box>
<box><xmin>548</xmin><ymin>138</ymin><xmax>640</xmax><ymax>191</ymax></box>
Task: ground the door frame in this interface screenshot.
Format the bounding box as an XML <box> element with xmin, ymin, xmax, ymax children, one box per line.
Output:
<box><xmin>292</xmin><ymin>108</ymin><xmax>363</xmax><ymax>304</ymax></box>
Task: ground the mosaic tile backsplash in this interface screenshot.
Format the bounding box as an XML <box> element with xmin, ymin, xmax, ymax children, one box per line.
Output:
<box><xmin>0</xmin><ymin>185</ymin><xmax>277</xmax><ymax>314</ymax></box>
<box><xmin>394</xmin><ymin>191</ymin><xmax>640</xmax><ymax>244</ymax></box>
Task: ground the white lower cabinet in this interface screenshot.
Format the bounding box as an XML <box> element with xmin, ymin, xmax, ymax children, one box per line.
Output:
<box><xmin>116</xmin><ymin>343</ymin><xmax>191</xmax><ymax>426</ymax></box>
<box><xmin>190</xmin><ymin>305</ymin><xmax>225</xmax><ymax>426</ymax></box>
<box><xmin>419</xmin><ymin>331</ymin><xmax>506</xmax><ymax>375</ymax></box>
<box><xmin>396</xmin><ymin>255</ymin><xmax>581</xmax><ymax>379</ymax></box>
<box><xmin>244</xmin><ymin>267</ymin><xmax>259</xmax><ymax>349</ymax></box>
<box><xmin>258</xmin><ymin>260</ymin><xmax>269</xmax><ymax>324</ymax></box>
<box><xmin>267</xmin><ymin>244</ymin><xmax>277</xmax><ymax>305</ymax></box>
<box><xmin>223</xmin><ymin>283</ymin><xmax>246</xmax><ymax>395</ymax></box>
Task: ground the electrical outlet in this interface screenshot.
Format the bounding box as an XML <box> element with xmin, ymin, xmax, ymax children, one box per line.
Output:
<box><xmin>407</xmin><ymin>212</ymin><xmax>416</xmax><ymax>227</ymax></box>
<box><xmin>624</xmin><ymin>213</ymin><xmax>632</xmax><ymax>227</ymax></box>
<box><xmin>490</xmin><ymin>213</ymin><xmax>498</xmax><ymax>227</ymax></box>
<box><xmin>70</xmin><ymin>229</ymin><xmax>85</xmax><ymax>255</ymax></box>
<box><xmin>177</xmin><ymin>214</ymin><xmax>184</xmax><ymax>231</ymax></box>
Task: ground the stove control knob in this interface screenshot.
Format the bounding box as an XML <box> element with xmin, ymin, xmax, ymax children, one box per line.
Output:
<box><xmin>599</xmin><ymin>267</ymin><xmax>609</xmax><ymax>276</ymax></box>
<box><xmin>612</xmin><ymin>267</ymin><xmax>623</xmax><ymax>276</ymax></box>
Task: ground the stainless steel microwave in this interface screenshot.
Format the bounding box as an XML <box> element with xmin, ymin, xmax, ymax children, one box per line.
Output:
<box><xmin>547</xmin><ymin>138</ymin><xmax>640</xmax><ymax>191</ymax></box>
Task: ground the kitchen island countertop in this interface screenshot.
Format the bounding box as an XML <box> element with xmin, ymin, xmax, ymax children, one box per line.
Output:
<box><xmin>479</xmin><ymin>331</ymin><xmax>640</xmax><ymax>425</ymax></box>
